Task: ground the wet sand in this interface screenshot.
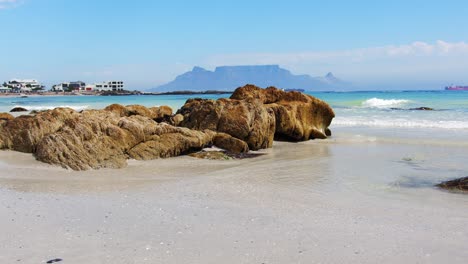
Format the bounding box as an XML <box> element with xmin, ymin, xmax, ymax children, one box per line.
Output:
<box><xmin>0</xmin><ymin>132</ymin><xmax>467</xmax><ymax>263</ymax></box>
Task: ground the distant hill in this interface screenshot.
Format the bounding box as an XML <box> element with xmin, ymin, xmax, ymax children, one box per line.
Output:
<box><xmin>149</xmin><ymin>65</ymin><xmax>350</xmax><ymax>92</ymax></box>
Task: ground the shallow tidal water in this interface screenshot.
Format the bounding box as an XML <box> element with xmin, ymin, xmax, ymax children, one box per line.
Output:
<box><xmin>0</xmin><ymin>127</ymin><xmax>467</xmax><ymax>263</ymax></box>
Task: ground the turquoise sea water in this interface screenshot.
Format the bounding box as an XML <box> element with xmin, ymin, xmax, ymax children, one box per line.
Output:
<box><xmin>1</xmin><ymin>90</ymin><xmax>468</xmax><ymax>132</ymax></box>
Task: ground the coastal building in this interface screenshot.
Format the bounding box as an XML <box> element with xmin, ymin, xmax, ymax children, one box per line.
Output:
<box><xmin>69</xmin><ymin>81</ymin><xmax>86</xmax><ymax>91</ymax></box>
<box><xmin>51</xmin><ymin>83</ymin><xmax>65</xmax><ymax>92</ymax></box>
<box><xmin>51</xmin><ymin>81</ymin><xmax>124</xmax><ymax>92</ymax></box>
<box><xmin>52</xmin><ymin>81</ymin><xmax>86</xmax><ymax>92</ymax></box>
<box><xmin>0</xmin><ymin>86</ymin><xmax>12</xmax><ymax>93</ymax></box>
<box><xmin>92</xmin><ymin>81</ymin><xmax>125</xmax><ymax>92</ymax></box>
<box><xmin>51</xmin><ymin>80</ymin><xmax>124</xmax><ymax>92</ymax></box>
<box><xmin>4</xmin><ymin>79</ymin><xmax>43</xmax><ymax>92</ymax></box>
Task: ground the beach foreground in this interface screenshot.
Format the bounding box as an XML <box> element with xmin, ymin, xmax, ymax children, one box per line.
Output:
<box><xmin>1</xmin><ymin>129</ymin><xmax>467</xmax><ymax>263</ymax></box>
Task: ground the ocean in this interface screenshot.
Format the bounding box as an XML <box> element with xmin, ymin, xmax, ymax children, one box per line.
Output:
<box><xmin>2</xmin><ymin>90</ymin><xmax>468</xmax><ymax>134</ymax></box>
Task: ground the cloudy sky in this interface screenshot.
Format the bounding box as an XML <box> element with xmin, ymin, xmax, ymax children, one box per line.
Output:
<box><xmin>1</xmin><ymin>0</ymin><xmax>468</xmax><ymax>90</ymax></box>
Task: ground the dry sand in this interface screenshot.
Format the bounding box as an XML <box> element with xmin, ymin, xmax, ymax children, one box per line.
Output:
<box><xmin>0</xmin><ymin>134</ymin><xmax>467</xmax><ymax>263</ymax></box>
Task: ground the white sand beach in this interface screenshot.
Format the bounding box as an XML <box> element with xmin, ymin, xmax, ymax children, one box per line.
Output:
<box><xmin>1</xmin><ymin>130</ymin><xmax>467</xmax><ymax>263</ymax></box>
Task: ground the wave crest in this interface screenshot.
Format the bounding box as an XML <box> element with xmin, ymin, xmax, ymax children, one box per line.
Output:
<box><xmin>362</xmin><ymin>98</ymin><xmax>410</xmax><ymax>108</ymax></box>
<box><xmin>12</xmin><ymin>105</ymin><xmax>90</xmax><ymax>111</ymax></box>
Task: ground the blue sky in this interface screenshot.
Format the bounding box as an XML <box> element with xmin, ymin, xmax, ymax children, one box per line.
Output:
<box><xmin>1</xmin><ymin>0</ymin><xmax>468</xmax><ymax>90</ymax></box>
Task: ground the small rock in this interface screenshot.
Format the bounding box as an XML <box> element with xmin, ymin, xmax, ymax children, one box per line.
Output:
<box><xmin>409</xmin><ymin>107</ymin><xmax>434</xmax><ymax>111</ymax></box>
<box><xmin>46</xmin><ymin>258</ymin><xmax>63</xmax><ymax>263</ymax></box>
<box><xmin>10</xmin><ymin>107</ymin><xmax>28</xmax><ymax>112</ymax></box>
<box><xmin>436</xmin><ymin>176</ymin><xmax>468</xmax><ymax>192</ymax></box>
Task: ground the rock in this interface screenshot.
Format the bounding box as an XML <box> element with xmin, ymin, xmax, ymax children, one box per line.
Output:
<box><xmin>230</xmin><ymin>84</ymin><xmax>335</xmax><ymax>140</ymax></box>
<box><xmin>0</xmin><ymin>108</ymin><xmax>79</xmax><ymax>153</ymax></box>
<box><xmin>35</xmin><ymin>112</ymin><xmax>215</xmax><ymax>170</ymax></box>
<box><xmin>104</xmin><ymin>104</ymin><xmax>173</xmax><ymax>121</ymax></box>
<box><xmin>10</xmin><ymin>107</ymin><xmax>28</xmax><ymax>112</ymax></box>
<box><xmin>151</xmin><ymin>105</ymin><xmax>173</xmax><ymax>122</ymax></box>
<box><xmin>172</xmin><ymin>114</ymin><xmax>184</xmax><ymax>126</ymax></box>
<box><xmin>213</xmin><ymin>133</ymin><xmax>249</xmax><ymax>153</ymax></box>
<box><xmin>409</xmin><ymin>107</ymin><xmax>434</xmax><ymax>111</ymax></box>
<box><xmin>125</xmin><ymin>104</ymin><xmax>155</xmax><ymax>118</ymax></box>
<box><xmin>126</xmin><ymin>126</ymin><xmax>216</xmax><ymax>161</ymax></box>
<box><xmin>0</xmin><ymin>113</ymin><xmax>14</xmax><ymax>121</ymax></box>
<box><xmin>0</xmin><ymin>107</ymin><xmax>216</xmax><ymax>170</ymax></box>
<box><xmin>46</xmin><ymin>258</ymin><xmax>63</xmax><ymax>264</ymax></box>
<box><xmin>104</xmin><ymin>104</ymin><xmax>128</xmax><ymax>117</ymax></box>
<box><xmin>189</xmin><ymin>150</ymin><xmax>231</xmax><ymax>160</ymax></box>
<box><xmin>436</xmin><ymin>177</ymin><xmax>468</xmax><ymax>192</ymax></box>
<box><xmin>189</xmin><ymin>149</ymin><xmax>264</xmax><ymax>160</ymax></box>
<box><xmin>177</xmin><ymin>97</ymin><xmax>276</xmax><ymax>150</ymax></box>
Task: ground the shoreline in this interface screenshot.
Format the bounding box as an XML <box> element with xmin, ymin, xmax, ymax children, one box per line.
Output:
<box><xmin>0</xmin><ymin>90</ymin><xmax>234</xmax><ymax>98</ymax></box>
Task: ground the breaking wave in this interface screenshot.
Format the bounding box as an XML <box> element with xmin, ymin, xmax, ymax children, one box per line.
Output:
<box><xmin>361</xmin><ymin>98</ymin><xmax>411</xmax><ymax>108</ymax></box>
<box><xmin>12</xmin><ymin>105</ymin><xmax>90</xmax><ymax>111</ymax></box>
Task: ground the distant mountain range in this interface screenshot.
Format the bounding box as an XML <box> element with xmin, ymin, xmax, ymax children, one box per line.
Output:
<box><xmin>149</xmin><ymin>65</ymin><xmax>350</xmax><ymax>92</ymax></box>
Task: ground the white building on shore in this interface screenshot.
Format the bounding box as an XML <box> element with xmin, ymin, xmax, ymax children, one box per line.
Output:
<box><xmin>4</xmin><ymin>79</ymin><xmax>43</xmax><ymax>92</ymax></box>
<box><xmin>0</xmin><ymin>86</ymin><xmax>12</xmax><ymax>93</ymax></box>
<box><xmin>52</xmin><ymin>81</ymin><xmax>124</xmax><ymax>92</ymax></box>
<box><xmin>52</xmin><ymin>81</ymin><xmax>86</xmax><ymax>92</ymax></box>
<box><xmin>92</xmin><ymin>81</ymin><xmax>125</xmax><ymax>92</ymax></box>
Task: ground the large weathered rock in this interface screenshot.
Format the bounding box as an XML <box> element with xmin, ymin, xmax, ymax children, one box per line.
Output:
<box><xmin>0</xmin><ymin>107</ymin><xmax>218</xmax><ymax>170</ymax></box>
<box><xmin>0</xmin><ymin>108</ymin><xmax>79</xmax><ymax>153</ymax></box>
<box><xmin>177</xmin><ymin>98</ymin><xmax>276</xmax><ymax>150</ymax></box>
<box><xmin>230</xmin><ymin>85</ymin><xmax>335</xmax><ymax>140</ymax></box>
<box><xmin>436</xmin><ymin>177</ymin><xmax>468</xmax><ymax>192</ymax></box>
<box><xmin>34</xmin><ymin>112</ymin><xmax>215</xmax><ymax>170</ymax></box>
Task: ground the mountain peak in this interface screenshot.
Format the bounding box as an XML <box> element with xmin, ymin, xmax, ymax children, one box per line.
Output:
<box><xmin>325</xmin><ymin>72</ymin><xmax>335</xmax><ymax>78</ymax></box>
<box><xmin>192</xmin><ymin>66</ymin><xmax>207</xmax><ymax>72</ymax></box>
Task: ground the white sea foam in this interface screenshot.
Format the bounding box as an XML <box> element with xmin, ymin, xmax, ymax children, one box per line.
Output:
<box><xmin>361</xmin><ymin>98</ymin><xmax>411</xmax><ymax>108</ymax></box>
<box><xmin>13</xmin><ymin>105</ymin><xmax>90</xmax><ymax>111</ymax></box>
<box><xmin>333</xmin><ymin>117</ymin><xmax>468</xmax><ymax>129</ymax></box>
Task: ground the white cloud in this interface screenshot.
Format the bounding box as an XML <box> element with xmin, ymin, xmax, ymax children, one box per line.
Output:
<box><xmin>206</xmin><ymin>41</ymin><xmax>468</xmax><ymax>66</ymax></box>
<box><xmin>204</xmin><ymin>40</ymin><xmax>468</xmax><ymax>88</ymax></box>
<box><xmin>0</xmin><ymin>0</ymin><xmax>20</xmax><ymax>9</ymax></box>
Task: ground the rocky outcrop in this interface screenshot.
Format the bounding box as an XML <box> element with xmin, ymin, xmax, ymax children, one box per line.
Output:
<box><xmin>230</xmin><ymin>85</ymin><xmax>335</xmax><ymax>140</ymax></box>
<box><xmin>0</xmin><ymin>108</ymin><xmax>79</xmax><ymax>153</ymax></box>
<box><xmin>177</xmin><ymin>98</ymin><xmax>276</xmax><ymax>150</ymax></box>
<box><xmin>35</xmin><ymin>111</ymin><xmax>216</xmax><ymax>170</ymax></box>
<box><xmin>177</xmin><ymin>85</ymin><xmax>334</xmax><ymax>148</ymax></box>
<box><xmin>10</xmin><ymin>107</ymin><xmax>28</xmax><ymax>112</ymax></box>
<box><xmin>0</xmin><ymin>86</ymin><xmax>335</xmax><ymax>170</ymax></box>
<box><xmin>436</xmin><ymin>177</ymin><xmax>468</xmax><ymax>192</ymax></box>
<box><xmin>0</xmin><ymin>105</ymin><xmax>255</xmax><ymax>170</ymax></box>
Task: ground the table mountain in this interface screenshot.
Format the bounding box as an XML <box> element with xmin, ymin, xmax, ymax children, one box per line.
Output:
<box><xmin>150</xmin><ymin>65</ymin><xmax>349</xmax><ymax>92</ymax></box>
